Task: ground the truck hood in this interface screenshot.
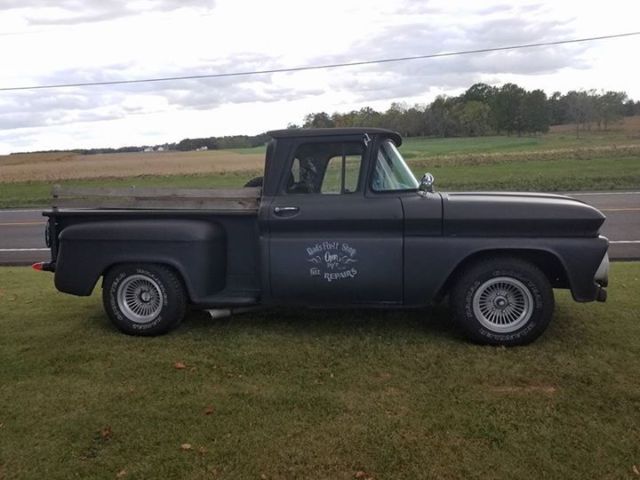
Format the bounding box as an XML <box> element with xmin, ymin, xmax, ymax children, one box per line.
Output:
<box><xmin>442</xmin><ymin>192</ymin><xmax>606</xmax><ymax>237</ymax></box>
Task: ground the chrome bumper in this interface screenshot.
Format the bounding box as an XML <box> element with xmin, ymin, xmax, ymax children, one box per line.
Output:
<box><xmin>594</xmin><ymin>253</ymin><xmax>609</xmax><ymax>287</ymax></box>
<box><xmin>594</xmin><ymin>253</ymin><xmax>609</xmax><ymax>302</ymax></box>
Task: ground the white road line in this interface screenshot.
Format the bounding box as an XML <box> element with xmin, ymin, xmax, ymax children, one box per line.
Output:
<box><xmin>0</xmin><ymin>209</ymin><xmax>46</xmax><ymax>213</ymax></box>
<box><xmin>609</xmin><ymin>240</ymin><xmax>640</xmax><ymax>244</ymax></box>
<box><xmin>568</xmin><ymin>191</ymin><xmax>640</xmax><ymax>196</ymax></box>
<box><xmin>0</xmin><ymin>248</ymin><xmax>49</xmax><ymax>252</ymax></box>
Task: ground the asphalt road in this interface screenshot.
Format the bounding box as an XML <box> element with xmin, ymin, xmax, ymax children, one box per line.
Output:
<box><xmin>0</xmin><ymin>192</ymin><xmax>638</xmax><ymax>266</ymax></box>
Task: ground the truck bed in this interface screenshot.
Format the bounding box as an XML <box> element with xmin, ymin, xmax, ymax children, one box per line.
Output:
<box><xmin>44</xmin><ymin>188</ymin><xmax>263</xmax><ymax>307</ymax></box>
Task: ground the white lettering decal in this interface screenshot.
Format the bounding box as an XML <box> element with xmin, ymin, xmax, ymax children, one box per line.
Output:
<box><xmin>306</xmin><ymin>241</ymin><xmax>359</xmax><ymax>282</ymax></box>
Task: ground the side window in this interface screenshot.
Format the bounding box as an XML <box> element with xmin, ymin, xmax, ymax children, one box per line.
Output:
<box><xmin>290</xmin><ymin>158</ymin><xmax>301</xmax><ymax>183</ymax></box>
<box><xmin>321</xmin><ymin>154</ymin><xmax>361</xmax><ymax>194</ymax></box>
<box><xmin>285</xmin><ymin>141</ymin><xmax>364</xmax><ymax>194</ymax></box>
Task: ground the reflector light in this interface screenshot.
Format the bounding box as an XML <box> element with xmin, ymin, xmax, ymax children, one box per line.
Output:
<box><xmin>32</xmin><ymin>262</ymin><xmax>44</xmax><ymax>271</ymax></box>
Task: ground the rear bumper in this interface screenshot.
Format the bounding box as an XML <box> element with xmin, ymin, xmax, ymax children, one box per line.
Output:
<box><xmin>594</xmin><ymin>253</ymin><xmax>609</xmax><ymax>287</ymax></box>
<box><xmin>593</xmin><ymin>253</ymin><xmax>609</xmax><ymax>302</ymax></box>
<box><xmin>595</xmin><ymin>285</ymin><xmax>607</xmax><ymax>302</ymax></box>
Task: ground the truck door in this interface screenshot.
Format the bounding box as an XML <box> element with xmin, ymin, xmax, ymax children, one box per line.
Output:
<box><xmin>266</xmin><ymin>136</ymin><xmax>404</xmax><ymax>305</ymax></box>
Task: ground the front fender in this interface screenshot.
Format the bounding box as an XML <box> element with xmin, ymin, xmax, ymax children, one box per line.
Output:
<box><xmin>403</xmin><ymin>236</ymin><xmax>608</xmax><ymax>305</ymax></box>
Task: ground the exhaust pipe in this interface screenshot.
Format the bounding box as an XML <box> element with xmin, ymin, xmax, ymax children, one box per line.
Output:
<box><xmin>207</xmin><ymin>306</ymin><xmax>262</xmax><ymax>319</ymax></box>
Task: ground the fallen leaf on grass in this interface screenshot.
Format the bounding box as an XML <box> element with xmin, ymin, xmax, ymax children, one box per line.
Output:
<box><xmin>632</xmin><ymin>464</ymin><xmax>639</xmax><ymax>476</ymax></box>
<box><xmin>180</xmin><ymin>443</ymin><xmax>192</xmax><ymax>451</ymax></box>
<box><xmin>116</xmin><ymin>469</ymin><xmax>127</xmax><ymax>478</ymax></box>
<box><xmin>354</xmin><ymin>471</ymin><xmax>375</xmax><ymax>480</ymax></box>
<box><xmin>174</xmin><ymin>362</ymin><xmax>187</xmax><ymax>370</ymax></box>
<box><xmin>100</xmin><ymin>426</ymin><xmax>113</xmax><ymax>440</ymax></box>
<box><xmin>204</xmin><ymin>405</ymin><xmax>215</xmax><ymax>415</ymax></box>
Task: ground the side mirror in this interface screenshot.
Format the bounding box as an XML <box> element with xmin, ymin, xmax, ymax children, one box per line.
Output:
<box><xmin>419</xmin><ymin>172</ymin><xmax>435</xmax><ymax>194</ymax></box>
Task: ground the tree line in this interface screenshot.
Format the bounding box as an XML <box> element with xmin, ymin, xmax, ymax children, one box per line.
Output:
<box><xmin>13</xmin><ymin>83</ymin><xmax>639</xmax><ymax>155</ymax></box>
<box><xmin>172</xmin><ymin>134</ymin><xmax>270</xmax><ymax>152</ymax></box>
<box><xmin>13</xmin><ymin>134</ymin><xmax>271</xmax><ymax>155</ymax></box>
<box><xmin>297</xmin><ymin>83</ymin><xmax>639</xmax><ymax>138</ymax></box>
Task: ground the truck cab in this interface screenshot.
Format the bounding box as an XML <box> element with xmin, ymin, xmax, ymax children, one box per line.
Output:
<box><xmin>263</xmin><ymin>128</ymin><xmax>436</xmax><ymax>306</ymax></box>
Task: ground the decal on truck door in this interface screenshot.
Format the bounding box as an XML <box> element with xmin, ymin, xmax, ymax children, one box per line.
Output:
<box><xmin>306</xmin><ymin>241</ymin><xmax>358</xmax><ymax>282</ymax></box>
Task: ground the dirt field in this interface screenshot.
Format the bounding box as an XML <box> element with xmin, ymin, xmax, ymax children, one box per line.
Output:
<box><xmin>549</xmin><ymin>114</ymin><xmax>640</xmax><ymax>135</ymax></box>
<box><xmin>0</xmin><ymin>150</ymin><xmax>264</xmax><ymax>182</ymax></box>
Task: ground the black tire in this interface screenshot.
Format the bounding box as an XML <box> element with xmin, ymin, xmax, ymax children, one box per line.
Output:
<box><xmin>102</xmin><ymin>264</ymin><xmax>186</xmax><ymax>336</ymax></box>
<box><xmin>244</xmin><ymin>176</ymin><xmax>263</xmax><ymax>187</ymax></box>
<box><xmin>450</xmin><ymin>257</ymin><xmax>554</xmax><ymax>346</ymax></box>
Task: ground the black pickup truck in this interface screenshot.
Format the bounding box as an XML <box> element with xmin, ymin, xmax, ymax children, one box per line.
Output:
<box><xmin>35</xmin><ymin>128</ymin><xmax>609</xmax><ymax>345</ymax></box>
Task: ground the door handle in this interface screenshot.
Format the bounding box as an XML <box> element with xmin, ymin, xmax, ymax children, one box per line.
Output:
<box><xmin>273</xmin><ymin>206</ymin><xmax>299</xmax><ymax>216</ymax></box>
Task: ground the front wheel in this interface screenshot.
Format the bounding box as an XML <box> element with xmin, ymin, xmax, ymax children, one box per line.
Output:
<box><xmin>103</xmin><ymin>264</ymin><xmax>186</xmax><ymax>336</ymax></box>
<box><xmin>450</xmin><ymin>257</ymin><xmax>554</xmax><ymax>346</ymax></box>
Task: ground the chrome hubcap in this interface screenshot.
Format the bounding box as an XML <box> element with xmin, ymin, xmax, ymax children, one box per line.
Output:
<box><xmin>472</xmin><ymin>277</ymin><xmax>533</xmax><ymax>333</ymax></box>
<box><xmin>116</xmin><ymin>274</ymin><xmax>163</xmax><ymax>324</ymax></box>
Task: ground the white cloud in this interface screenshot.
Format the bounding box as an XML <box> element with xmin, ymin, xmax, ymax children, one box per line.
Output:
<box><xmin>0</xmin><ymin>0</ymin><xmax>639</xmax><ymax>153</ymax></box>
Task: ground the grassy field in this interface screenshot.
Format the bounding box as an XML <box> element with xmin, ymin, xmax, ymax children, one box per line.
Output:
<box><xmin>1</xmin><ymin>117</ymin><xmax>640</xmax><ymax>207</ymax></box>
<box><xmin>0</xmin><ymin>264</ymin><xmax>639</xmax><ymax>479</ymax></box>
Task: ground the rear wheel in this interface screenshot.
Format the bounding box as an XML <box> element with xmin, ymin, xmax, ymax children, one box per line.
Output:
<box><xmin>103</xmin><ymin>264</ymin><xmax>186</xmax><ymax>336</ymax></box>
<box><xmin>450</xmin><ymin>257</ymin><xmax>554</xmax><ymax>346</ymax></box>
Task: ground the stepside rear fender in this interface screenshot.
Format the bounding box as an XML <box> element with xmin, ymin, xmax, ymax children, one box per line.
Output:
<box><xmin>54</xmin><ymin>220</ymin><xmax>226</xmax><ymax>300</ymax></box>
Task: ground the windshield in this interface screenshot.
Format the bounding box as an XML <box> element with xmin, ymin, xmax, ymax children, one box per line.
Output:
<box><xmin>371</xmin><ymin>140</ymin><xmax>419</xmax><ymax>191</ymax></box>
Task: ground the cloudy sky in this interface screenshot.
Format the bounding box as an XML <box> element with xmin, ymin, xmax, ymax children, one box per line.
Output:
<box><xmin>0</xmin><ymin>0</ymin><xmax>639</xmax><ymax>153</ymax></box>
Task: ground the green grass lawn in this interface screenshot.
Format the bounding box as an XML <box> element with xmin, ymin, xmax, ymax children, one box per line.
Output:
<box><xmin>1</xmin><ymin>264</ymin><xmax>639</xmax><ymax>479</ymax></box>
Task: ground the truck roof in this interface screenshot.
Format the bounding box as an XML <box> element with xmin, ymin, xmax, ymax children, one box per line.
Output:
<box><xmin>267</xmin><ymin>127</ymin><xmax>402</xmax><ymax>146</ymax></box>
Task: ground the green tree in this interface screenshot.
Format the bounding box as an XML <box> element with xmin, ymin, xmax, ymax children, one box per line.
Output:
<box><xmin>523</xmin><ymin>89</ymin><xmax>550</xmax><ymax>134</ymax></box>
<box><xmin>596</xmin><ymin>91</ymin><xmax>627</xmax><ymax>129</ymax></box>
<box><xmin>454</xmin><ymin>101</ymin><xmax>491</xmax><ymax>136</ymax></box>
<box><xmin>565</xmin><ymin>90</ymin><xmax>596</xmax><ymax>138</ymax></box>
<box><xmin>548</xmin><ymin>91</ymin><xmax>569</xmax><ymax>125</ymax></box>
<box><xmin>463</xmin><ymin>83</ymin><xmax>497</xmax><ymax>103</ymax></box>
<box><xmin>428</xmin><ymin>96</ymin><xmax>458</xmax><ymax>137</ymax></box>
<box><xmin>303</xmin><ymin>112</ymin><xmax>335</xmax><ymax>128</ymax></box>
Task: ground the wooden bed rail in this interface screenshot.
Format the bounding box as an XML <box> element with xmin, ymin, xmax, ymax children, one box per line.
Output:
<box><xmin>51</xmin><ymin>185</ymin><xmax>261</xmax><ymax>211</ymax></box>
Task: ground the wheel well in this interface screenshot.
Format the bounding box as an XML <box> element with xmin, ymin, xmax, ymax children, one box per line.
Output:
<box><xmin>101</xmin><ymin>262</ymin><xmax>191</xmax><ymax>302</ymax></box>
<box><xmin>438</xmin><ymin>249</ymin><xmax>569</xmax><ymax>299</ymax></box>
